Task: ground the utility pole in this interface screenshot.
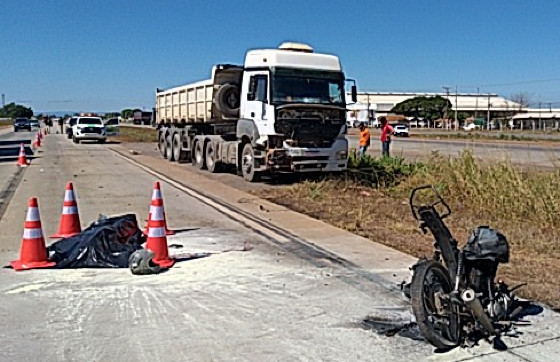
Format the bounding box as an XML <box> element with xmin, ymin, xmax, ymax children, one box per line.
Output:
<box><xmin>442</xmin><ymin>86</ymin><xmax>450</xmax><ymax>129</ymax></box>
<box><xmin>455</xmin><ymin>86</ymin><xmax>459</xmax><ymax>130</ymax></box>
<box><xmin>475</xmin><ymin>87</ymin><xmax>479</xmax><ymax>120</ymax></box>
<box><xmin>1</xmin><ymin>93</ymin><xmax>5</xmax><ymax>108</ymax></box>
<box><xmin>487</xmin><ymin>94</ymin><xmax>491</xmax><ymax>130</ymax></box>
<box><xmin>539</xmin><ymin>101</ymin><xmax>542</xmax><ymax>131</ymax></box>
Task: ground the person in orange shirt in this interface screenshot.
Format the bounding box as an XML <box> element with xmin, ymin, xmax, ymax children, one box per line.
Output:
<box><xmin>358</xmin><ymin>123</ymin><xmax>370</xmax><ymax>156</ymax></box>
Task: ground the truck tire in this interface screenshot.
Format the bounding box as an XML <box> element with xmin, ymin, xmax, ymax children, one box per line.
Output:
<box><xmin>166</xmin><ymin>133</ymin><xmax>175</xmax><ymax>161</ymax></box>
<box><xmin>214</xmin><ymin>84</ymin><xmax>240</xmax><ymax>118</ymax></box>
<box><xmin>205</xmin><ymin>142</ymin><xmax>220</xmax><ymax>173</ymax></box>
<box><xmin>172</xmin><ymin>133</ymin><xmax>188</xmax><ymax>163</ymax></box>
<box><xmin>241</xmin><ymin>143</ymin><xmax>259</xmax><ymax>182</ymax></box>
<box><xmin>159</xmin><ymin>133</ymin><xmax>167</xmax><ymax>158</ymax></box>
<box><xmin>193</xmin><ymin>140</ymin><xmax>206</xmax><ymax>169</ymax></box>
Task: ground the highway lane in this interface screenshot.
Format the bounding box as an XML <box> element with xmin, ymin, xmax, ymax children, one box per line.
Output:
<box><xmin>0</xmin><ymin>128</ymin><xmax>39</xmax><ymax>222</ymax></box>
<box><xmin>347</xmin><ymin>133</ymin><xmax>560</xmax><ymax>168</ymax></box>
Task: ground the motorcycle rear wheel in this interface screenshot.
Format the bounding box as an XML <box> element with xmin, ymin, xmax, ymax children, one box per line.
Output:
<box><xmin>411</xmin><ymin>260</ymin><xmax>461</xmax><ymax>349</ymax></box>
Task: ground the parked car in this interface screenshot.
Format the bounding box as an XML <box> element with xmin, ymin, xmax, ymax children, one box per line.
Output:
<box><xmin>393</xmin><ymin>124</ymin><xmax>409</xmax><ymax>137</ymax></box>
<box><xmin>71</xmin><ymin>117</ymin><xmax>106</xmax><ymax>143</ymax></box>
<box><xmin>104</xmin><ymin>118</ymin><xmax>120</xmax><ymax>136</ymax></box>
<box><xmin>463</xmin><ymin>123</ymin><xmax>480</xmax><ymax>131</ymax></box>
<box><xmin>14</xmin><ymin>118</ymin><xmax>31</xmax><ymax>132</ymax></box>
<box><xmin>29</xmin><ymin>119</ymin><xmax>40</xmax><ymax>129</ymax></box>
<box><xmin>66</xmin><ymin>117</ymin><xmax>78</xmax><ymax>139</ymax></box>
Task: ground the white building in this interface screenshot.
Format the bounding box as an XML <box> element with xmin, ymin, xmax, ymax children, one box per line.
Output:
<box><xmin>347</xmin><ymin>92</ymin><xmax>521</xmax><ymax>125</ymax></box>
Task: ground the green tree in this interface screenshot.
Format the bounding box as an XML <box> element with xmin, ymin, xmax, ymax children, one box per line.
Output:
<box><xmin>391</xmin><ymin>96</ymin><xmax>451</xmax><ymax>121</ymax></box>
<box><xmin>121</xmin><ymin>109</ymin><xmax>133</xmax><ymax>119</ymax></box>
<box><xmin>0</xmin><ymin>103</ymin><xmax>33</xmax><ymax>119</ymax></box>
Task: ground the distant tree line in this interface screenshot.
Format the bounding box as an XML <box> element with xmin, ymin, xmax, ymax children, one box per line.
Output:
<box><xmin>0</xmin><ymin>103</ymin><xmax>33</xmax><ymax>119</ymax></box>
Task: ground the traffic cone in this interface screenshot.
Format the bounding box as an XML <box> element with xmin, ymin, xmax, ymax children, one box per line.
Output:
<box><xmin>144</xmin><ymin>182</ymin><xmax>175</xmax><ymax>268</ymax></box>
<box><xmin>50</xmin><ymin>182</ymin><xmax>82</xmax><ymax>238</ymax></box>
<box><xmin>43</xmin><ymin>128</ymin><xmax>47</xmax><ymax>136</ymax></box>
<box><xmin>16</xmin><ymin>143</ymin><xmax>28</xmax><ymax>167</ymax></box>
<box><xmin>10</xmin><ymin>198</ymin><xmax>56</xmax><ymax>271</ymax></box>
<box><xmin>33</xmin><ymin>134</ymin><xmax>41</xmax><ymax>148</ymax></box>
<box><xmin>143</xmin><ymin>181</ymin><xmax>174</xmax><ymax>235</ymax></box>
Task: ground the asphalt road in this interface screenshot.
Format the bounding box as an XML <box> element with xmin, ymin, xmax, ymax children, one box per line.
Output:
<box><xmin>347</xmin><ymin>133</ymin><xmax>560</xmax><ymax>168</ymax></box>
<box><xmin>1</xmin><ymin>129</ymin><xmax>559</xmax><ymax>361</ymax></box>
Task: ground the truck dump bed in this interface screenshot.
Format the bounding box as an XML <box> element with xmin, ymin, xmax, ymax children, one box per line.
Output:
<box><xmin>156</xmin><ymin>65</ymin><xmax>243</xmax><ymax>125</ymax></box>
<box><xmin>156</xmin><ymin>79</ymin><xmax>213</xmax><ymax>124</ymax></box>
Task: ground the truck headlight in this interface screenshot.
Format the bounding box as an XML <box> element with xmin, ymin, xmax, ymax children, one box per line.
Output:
<box><xmin>336</xmin><ymin>150</ymin><xmax>348</xmax><ymax>160</ymax></box>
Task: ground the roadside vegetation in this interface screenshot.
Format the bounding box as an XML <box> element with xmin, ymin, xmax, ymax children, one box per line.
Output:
<box><xmin>411</xmin><ymin>131</ymin><xmax>560</xmax><ymax>143</ymax></box>
<box><xmin>253</xmin><ymin>150</ymin><xmax>560</xmax><ymax>310</ymax></box>
<box><xmin>0</xmin><ymin>119</ymin><xmax>12</xmax><ymax>128</ymax></box>
<box><xmin>112</xmin><ymin>125</ymin><xmax>158</xmax><ymax>143</ymax></box>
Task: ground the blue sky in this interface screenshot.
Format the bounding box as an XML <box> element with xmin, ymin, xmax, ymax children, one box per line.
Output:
<box><xmin>2</xmin><ymin>0</ymin><xmax>560</xmax><ymax>113</ymax></box>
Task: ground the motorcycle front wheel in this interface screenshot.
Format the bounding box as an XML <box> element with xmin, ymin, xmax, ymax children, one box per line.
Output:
<box><xmin>411</xmin><ymin>260</ymin><xmax>461</xmax><ymax>349</ymax></box>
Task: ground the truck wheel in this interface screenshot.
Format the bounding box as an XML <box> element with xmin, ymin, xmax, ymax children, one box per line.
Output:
<box><xmin>215</xmin><ymin>84</ymin><xmax>240</xmax><ymax>118</ymax></box>
<box><xmin>193</xmin><ymin>140</ymin><xmax>206</xmax><ymax>169</ymax></box>
<box><xmin>73</xmin><ymin>136</ymin><xmax>79</xmax><ymax>144</ymax></box>
<box><xmin>173</xmin><ymin>133</ymin><xmax>188</xmax><ymax>162</ymax></box>
<box><xmin>166</xmin><ymin>134</ymin><xmax>175</xmax><ymax>161</ymax></box>
<box><xmin>205</xmin><ymin>142</ymin><xmax>220</xmax><ymax>173</ymax></box>
<box><xmin>159</xmin><ymin>133</ymin><xmax>167</xmax><ymax>158</ymax></box>
<box><xmin>241</xmin><ymin>143</ymin><xmax>259</xmax><ymax>182</ymax></box>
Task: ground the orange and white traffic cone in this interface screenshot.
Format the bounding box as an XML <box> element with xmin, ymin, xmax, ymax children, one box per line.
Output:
<box><xmin>33</xmin><ymin>134</ymin><xmax>41</xmax><ymax>148</ymax></box>
<box><xmin>144</xmin><ymin>183</ymin><xmax>175</xmax><ymax>268</ymax></box>
<box><xmin>10</xmin><ymin>198</ymin><xmax>56</xmax><ymax>271</ymax></box>
<box><xmin>143</xmin><ymin>181</ymin><xmax>174</xmax><ymax>235</ymax></box>
<box><xmin>50</xmin><ymin>182</ymin><xmax>82</xmax><ymax>238</ymax></box>
<box><xmin>16</xmin><ymin>143</ymin><xmax>28</xmax><ymax>167</ymax></box>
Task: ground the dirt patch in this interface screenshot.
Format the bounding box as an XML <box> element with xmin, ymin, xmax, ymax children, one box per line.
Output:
<box><xmin>252</xmin><ymin>177</ymin><xmax>560</xmax><ymax>310</ymax></box>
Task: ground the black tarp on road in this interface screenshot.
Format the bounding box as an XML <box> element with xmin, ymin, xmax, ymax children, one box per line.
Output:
<box><xmin>47</xmin><ymin>214</ymin><xmax>145</xmax><ymax>268</ymax></box>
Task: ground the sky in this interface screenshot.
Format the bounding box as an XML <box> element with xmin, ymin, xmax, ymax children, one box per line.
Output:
<box><xmin>2</xmin><ymin>0</ymin><xmax>560</xmax><ymax>114</ymax></box>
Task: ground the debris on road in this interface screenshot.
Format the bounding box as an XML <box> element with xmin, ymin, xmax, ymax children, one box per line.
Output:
<box><xmin>47</xmin><ymin>214</ymin><xmax>144</xmax><ymax>268</ymax></box>
<box><xmin>128</xmin><ymin>249</ymin><xmax>163</xmax><ymax>275</ymax></box>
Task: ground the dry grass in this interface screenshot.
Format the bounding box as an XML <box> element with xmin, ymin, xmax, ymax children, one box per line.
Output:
<box><xmin>253</xmin><ymin>151</ymin><xmax>560</xmax><ymax>310</ymax></box>
<box><xmin>112</xmin><ymin>126</ymin><xmax>158</xmax><ymax>143</ymax></box>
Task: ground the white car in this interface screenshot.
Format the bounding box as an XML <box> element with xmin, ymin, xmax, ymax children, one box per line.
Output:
<box><xmin>72</xmin><ymin>117</ymin><xmax>107</xmax><ymax>143</ymax></box>
<box><xmin>463</xmin><ymin>123</ymin><xmax>480</xmax><ymax>131</ymax></box>
<box><xmin>393</xmin><ymin>124</ymin><xmax>409</xmax><ymax>137</ymax></box>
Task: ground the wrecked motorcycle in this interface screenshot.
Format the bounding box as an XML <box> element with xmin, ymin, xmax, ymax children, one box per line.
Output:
<box><xmin>407</xmin><ymin>185</ymin><xmax>524</xmax><ymax>349</ymax></box>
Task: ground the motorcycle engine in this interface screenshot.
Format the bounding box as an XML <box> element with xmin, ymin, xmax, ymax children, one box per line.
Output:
<box><xmin>463</xmin><ymin>226</ymin><xmax>511</xmax><ymax>320</ymax></box>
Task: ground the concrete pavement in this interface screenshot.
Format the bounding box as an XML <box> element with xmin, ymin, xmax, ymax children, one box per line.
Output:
<box><xmin>0</xmin><ymin>131</ymin><xmax>558</xmax><ymax>361</ymax></box>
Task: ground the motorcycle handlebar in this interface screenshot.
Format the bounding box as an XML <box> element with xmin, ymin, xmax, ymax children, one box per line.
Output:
<box><xmin>409</xmin><ymin>185</ymin><xmax>452</xmax><ymax>220</ymax></box>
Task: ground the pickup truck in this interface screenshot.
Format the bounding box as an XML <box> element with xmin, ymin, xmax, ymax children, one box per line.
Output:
<box><xmin>71</xmin><ymin>117</ymin><xmax>107</xmax><ymax>143</ymax></box>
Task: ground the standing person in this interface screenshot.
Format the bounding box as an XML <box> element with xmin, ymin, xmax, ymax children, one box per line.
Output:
<box><xmin>358</xmin><ymin>123</ymin><xmax>370</xmax><ymax>157</ymax></box>
<box><xmin>58</xmin><ymin>117</ymin><xmax>64</xmax><ymax>134</ymax></box>
<box><xmin>379</xmin><ymin>117</ymin><xmax>394</xmax><ymax>157</ymax></box>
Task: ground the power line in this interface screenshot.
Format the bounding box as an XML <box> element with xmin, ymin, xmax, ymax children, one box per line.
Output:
<box><xmin>460</xmin><ymin>77</ymin><xmax>560</xmax><ymax>89</ymax></box>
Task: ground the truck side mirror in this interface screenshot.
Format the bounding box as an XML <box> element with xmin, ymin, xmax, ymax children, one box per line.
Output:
<box><xmin>247</xmin><ymin>92</ymin><xmax>256</xmax><ymax>101</ymax></box>
<box><xmin>351</xmin><ymin>85</ymin><xmax>357</xmax><ymax>103</ymax></box>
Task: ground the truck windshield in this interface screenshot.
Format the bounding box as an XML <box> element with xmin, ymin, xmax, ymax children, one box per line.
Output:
<box><xmin>271</xmin><ymin>68</ymin><xmax>345</xmax><ymax>105</ymax></box>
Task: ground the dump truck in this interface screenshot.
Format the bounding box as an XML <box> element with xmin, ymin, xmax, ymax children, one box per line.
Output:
<box><xmin>155</xmin><ymin>42</ymin><xmax>356</xmax><ymax>182</ymax></box>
